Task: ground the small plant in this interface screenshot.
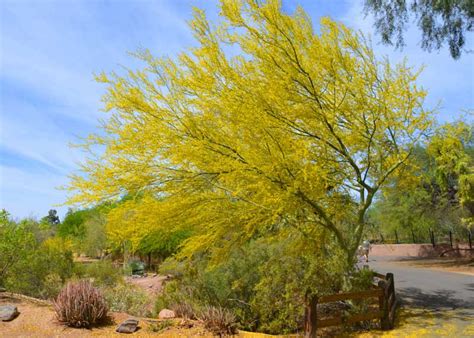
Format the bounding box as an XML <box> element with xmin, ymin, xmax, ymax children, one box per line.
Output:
<box><xmin>83</xmin><ymin>260</ymin><xmax>123</xmax><ymax>287</ymax></box>
<box><xmin>40</xmin><ymin>273</ymin><xmax>63</xmax><ymax>299</ymax></box>
<box><xmin>198</xmin><ymin>305</ymin><xmax>237</xmax><ymax>335</ymax></box>
<box><xmin>149</xmin><ymin>319</ymin><xmax>174</xmax><ymax>333</ymax></box>
<box><xmin>171</xmin><ymin>301</ymin><xmax>196</xmax><ymax>320</ymax></box>
<box><xmin>54</xmin><ymin>280</ymin><xmax>109</xmax><ymax>328</ymax></box>
<box><xmin>103</xmin><ymin>283</ymin><xmax>152</xmax><ymax>317</ymax></box>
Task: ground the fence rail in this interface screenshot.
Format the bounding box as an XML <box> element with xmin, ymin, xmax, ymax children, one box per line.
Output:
<box><xmin>374</xmin><ymin>228</ymin><xmax>473</xmax><ymax>250</ymax></box>
<box><xmin>304</xmin><ymin>272</ymin><xmax>397</xmax><ymax>338</ymax></box>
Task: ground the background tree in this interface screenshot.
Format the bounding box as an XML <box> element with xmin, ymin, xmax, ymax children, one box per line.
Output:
<box><xmin>364</xmin><ymin>0</ymin><xmax>473</xmax><ymax>59</ymax></box>
<box><xmin>41</xmin><ymin>209</ymin><xmax>61</xmax><ymax>226</ymax></box>
<box><xmin>369</xmin><ymin>120</ymin><xmax>473</xmax><ymax>241</ymax></box>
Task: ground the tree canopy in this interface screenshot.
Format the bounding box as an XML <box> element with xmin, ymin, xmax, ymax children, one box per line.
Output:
<box><xmin>67</xmin><ymin>0</ymin><xmax>433</xmax><ymax>265</ymax></box>
<box><xmin>364</xmin><ymin>0</ymin><xmax>473</xmax><ymax>59</ymax></box>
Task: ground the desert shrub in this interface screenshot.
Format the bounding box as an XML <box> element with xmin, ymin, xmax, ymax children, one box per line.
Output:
<box><xmin>149</xmin><ymin>319</ymin><xmax>174</xmax><ymax>333</ymax></box>
<box><xmin>171</xmin><ymin>301</ymin><xmax>196</xmax><ymax>320</ymax></box>
<box><xmin>54</xmin><ymin>280</ymin><xmax>109</xmax><ymax>328</ymax></box>
<box><xmin>248</xmin><ymin>239</ymin><xmax>345</xmax><ymax>334</ymax></box>
<box><xmin>198</xmin><ymin>305</ymin><xmax>238</xmax><ymax>335</ymax></box>
<box><xmin>0</xmin><ymin>211</ymin><xmax>35</xmax><ymax>287</ymax></box>
<box><xmin>159</xmin><ymin>232</ymin><xmax>347</xmax><ymax>334</ymax></box>
<box><xmin>5</xmin><ymin>237</ymin><xmax>74</xmax><ymax>299</ymax></box>
<box><xmin>348</xmin><ymin>268</ymin><xmax>376</xmax><ymax>292</ymax></box>
<box><xmin>81</xmin><ymin>215</ymin><xmax>107</xmax><ymax>258</ymax></box>
<box><xmin>103</xmin><ymin>283</ymin><xmax>152</xmax><ymax>317</ymax></box>
<box><xmin>40</xmin><ymin>273</ymin><xmax>63</xmax><ymax>299</ymax></box>
<box><xmin>154</xmin><ymin>280</ymin><xmax>201</xmax><ymax>318</ymax></box>
<box><xmin>83</xmin><ymin>260</ymin><xmax>123</xmax><ymax>287</ymax></box>
<box><xmin>343</xmin><ymin>268</ymin><xmax>378</xmax><ymax>330</ymax></box>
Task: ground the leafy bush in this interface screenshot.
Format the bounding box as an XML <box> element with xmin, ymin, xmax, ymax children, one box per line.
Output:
<box><xmin>83</xmin><ymin>260</ymin><xmax>123</xmax><ymax>287</ymax></box>
<box><xmin>159</xmin><ymin>232</ymin><xmax>346</xmax><ymax>334</ymax></box>
<box><xmin>54</xmin><ymin>280</ymin><xmax>109</xmax><ymax>328</ymax></box>
<box><xmin>103</xmin><ymin>283</ymin><xmax>152</xmax><ymax>317</ymax></box>
<box><xmin>149</xmin><ymin>319</ymin><xmax>174</xmax><ymax>333</ymax></box>
<box><xmin>4</xmin><ymin>237</ymin><xmax>74</xmax><ymax>299</ymax></box>
<box><xmin>40</xmin><ymin>273</ymin><xmax>63</xmax><ymax>299</ymax></box>
<box><xmin>0</xmin><ymin>211</ymin><xmax>35</xmax><ymax>287</ymax></box>
<box><xmin>348</xmin><ymin>268</ymin><xmax>376</xmax><ymax>292</ymax></box>
<box><xmin>198</xmin><ymin>305</ymin><xmax>237</xmax><ymax>335</ymax></box>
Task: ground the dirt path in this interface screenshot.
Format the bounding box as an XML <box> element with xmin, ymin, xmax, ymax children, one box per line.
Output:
<box><xmin>125</xmin><ymin>274</ymin><xmax>170</xmax><ymax>295</ymax></box>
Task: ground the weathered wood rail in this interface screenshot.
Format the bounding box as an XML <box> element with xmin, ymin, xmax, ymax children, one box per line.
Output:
<box><xmin>304</xmin><ymin>272</ymin><xmax>398</xmax><ymax>338</ymax></box>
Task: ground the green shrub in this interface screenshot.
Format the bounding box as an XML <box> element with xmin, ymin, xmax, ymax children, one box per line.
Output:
<box><xmin>348</xmin><ymin>268</ymin><xmax>376</xmax><ymax>292</ymax></box>
<box><xmin>83</xmin><ymin>260</ymin><xmax>123</xmax><ymax>287</ymax></box>
<box><xmin>5</xmin><ymin>237</ymin><xmax>75</xmax><ymax>299</ymax></box>
<box><xmin>149</xmin><ymin>319</ymin><xmax>174</xmax><ymax>333</ymax></box>
<box><xmin>159</xmin><ymin>233</ymin><xmax>346</xmax><ymax>334</ymax></box>
<box><xmin>40</xmin><ymin>273</ymin><xmax>63</xmax><ymax>299</ymax></box>
<box><xmin>103</xmin><ymin>283</ymin><xmax>152</xmax><ymax>317</ymax></box>
<box><xmin>54</xmin><ymin>280</ymin><xmax>109</xmax><ymax>328</ymax></box>
<box><xmin>0</xmin><ymin>211</ymin><xmax>35</xmax><ymax>287</ymax></box>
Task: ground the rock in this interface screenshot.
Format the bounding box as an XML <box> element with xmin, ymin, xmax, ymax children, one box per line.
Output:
<box><xmin>0</xmin><ymin>305</ymin><xmax>19</xmax><ymax>321</ymax></box>
<box><xmin>158</xmin><ymin>309</ymin><xmax>176</xmax><ymax>319</ymax></box>
<box><xmin>152</xmin><ymin>273</ymin><xmax>157</xmax><ymax>277</ymax></box>
<box><xmin>0</xmin><ymin>287</ymin><xmax>6</xmax><ymax>292</ymax></box>
<box><xmin>116</xmin><ymin>318</ymin><xmax>139</xmax><ymax>333</ymax></box>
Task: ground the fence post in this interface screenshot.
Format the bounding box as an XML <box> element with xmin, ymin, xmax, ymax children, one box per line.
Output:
<box><xmin>429</xmin><ymin>229</ymin><xmax>434</xmax><ymax>247</ymax></box>
<box><xmin>411</xmin><ymin>229</ymin><xmax>416</xmax><ymax>243</ymax></box>
<box><xmin>386</xmin><ymin>273</ymin><xmax>396</xmax><ymax>329</ymax></box>
<box><xmin>304</xmin><ymin>294</ymin><xmax>318</xmax><ymax>338</ymax></box>
<box><xmin>469</xmin><ymin>230</ymin><xmax>472</xmax><ymax>250</ymax></box>
<box><xmin>449</xmin><ymin>231</ymin><xmax>453</xmax><ymax>248</ymax></box>
<box><xmin>380</xmin><ymin>233</ymin><xmax>385</xmax><ymax>243</ymax></box>
<box><xmin>378</xmin><ymin>279</ymin><xmax>390</xmax><ymax>330</ymax></box>
<box><xmin>395</xmin><ymin>230</ymin><xmax>399</xmax><ymax>244</ymax></box>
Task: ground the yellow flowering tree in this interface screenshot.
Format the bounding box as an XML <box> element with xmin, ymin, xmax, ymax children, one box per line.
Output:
<box><xmin>67</xmin><ymin>0</ymin><xmax>433</xmax><ymax>266</ymax></box>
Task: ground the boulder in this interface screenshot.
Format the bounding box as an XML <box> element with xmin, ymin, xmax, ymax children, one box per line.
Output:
<box><xmin>158</xmin><ymin>309</ymin><xmax>175</xmax><ymax>319</ymax></box>
<box><xmin>116</xmin><ymin>318</ymin><xmax>139</xmax><ymax>333</ymax></box>
<box><xmin>0</xmin><ymin>305</ymin><xmax>19</xmax><ymax>321</ymax></box>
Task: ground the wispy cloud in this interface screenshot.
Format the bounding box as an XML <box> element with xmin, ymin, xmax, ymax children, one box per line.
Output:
<box><xmin>0</xmin><ymin>0</ymin><xmax>472</xmax><ymax>219</ymax></box>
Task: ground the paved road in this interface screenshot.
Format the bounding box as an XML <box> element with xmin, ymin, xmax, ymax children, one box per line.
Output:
<box><xmin>366</xmin><ymin>256</ymin><xmax>474</xmax><ymax>315</ymax></box>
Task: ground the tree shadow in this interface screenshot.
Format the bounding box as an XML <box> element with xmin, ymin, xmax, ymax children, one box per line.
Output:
<box><xmin>465</xmin><ymin>283</ymin><xmax>474</xmax><ymax>292</ymax></box>
<box><xmin>397</xmin><ymin>287</ymin><xmax>473</xmax><ymax>315</ymax></box>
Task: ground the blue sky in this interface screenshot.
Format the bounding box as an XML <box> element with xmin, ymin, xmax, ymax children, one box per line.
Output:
<box><xmin>1</xmin><ymin>0</ymin><xmax>473</xmax><ymax>220</ymax></box>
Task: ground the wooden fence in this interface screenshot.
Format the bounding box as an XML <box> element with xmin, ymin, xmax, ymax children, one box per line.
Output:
<box><xmin>304</xmin><ymin>272</ymin><xmax>398</xmax><ymax>338</ymax></box>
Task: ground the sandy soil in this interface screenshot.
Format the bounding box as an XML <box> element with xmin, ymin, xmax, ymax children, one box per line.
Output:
<box><xmin>0</xmin><ymin>294</ymin><xmax>210</xmax><ymax>337</ymax></box>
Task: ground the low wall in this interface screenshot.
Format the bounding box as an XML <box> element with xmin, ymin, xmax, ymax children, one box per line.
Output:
<box><xmin>371</xmin><ymin>243</ymin><xmax>473</xmax><ymax>258</ymax></box>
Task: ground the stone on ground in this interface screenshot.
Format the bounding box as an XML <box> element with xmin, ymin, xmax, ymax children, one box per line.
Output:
<box><xmin>158</xmin><ymin>309</ymin><xmax>175</xmax><ymax>319</ymax></box>
<box><xmin>116</xmin><ymin>318</ymin><xmax>139</xmax><ymax>333</ymax></box>
<box><xmin>0</xmin><ymin>305</ymin><xmax>19</xmax><ymax>321</ymax></box>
